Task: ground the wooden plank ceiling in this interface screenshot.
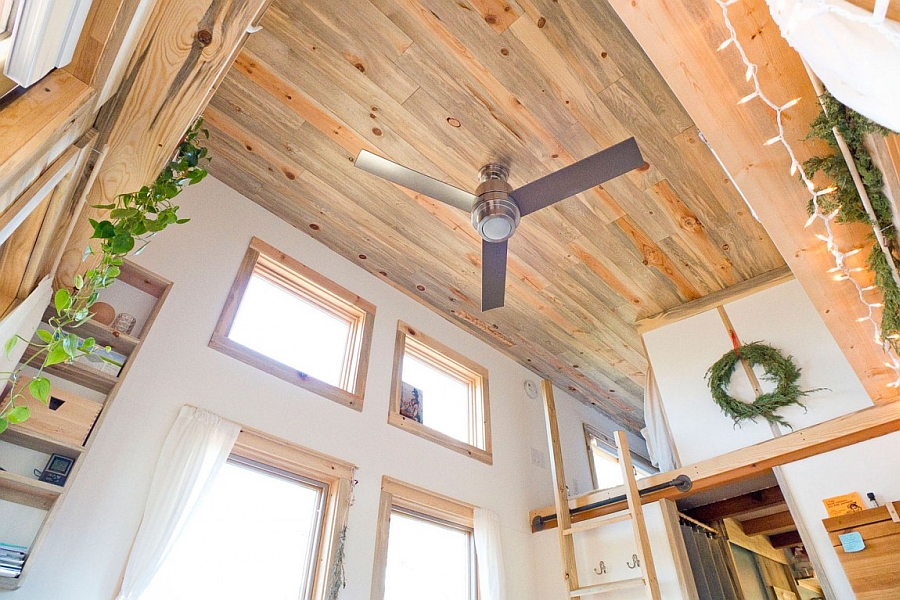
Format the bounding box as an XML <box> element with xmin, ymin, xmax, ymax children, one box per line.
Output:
<box><xmin>203</xmin><ymin>0</ymin><xmax>785</xmax><ymax>433</ymax></box>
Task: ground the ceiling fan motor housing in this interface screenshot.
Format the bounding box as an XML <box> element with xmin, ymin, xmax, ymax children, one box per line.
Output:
<box><xmin>473</xmin><ymin>163</ymin><xmax>520</xmax><ymax>242</ymax></box>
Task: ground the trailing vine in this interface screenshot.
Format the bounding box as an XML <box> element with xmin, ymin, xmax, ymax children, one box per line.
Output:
<box><xmin>706</xmin><ymin>342</ymin><xmax>823</xmax><ymax>428</ymax></box>
<box><xmin>0</xmin><ymin>119</ymin><xmax>209</xmax><ymax>434</ymax></box>
<box><xmin>804</xmin><ymin>92</ymin><xmax>900</xmax><ymax>352</ymax></box>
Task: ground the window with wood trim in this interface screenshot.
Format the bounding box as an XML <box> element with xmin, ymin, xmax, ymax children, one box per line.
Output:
<box><xmin>371</xmin><ymin>477</ymin><xmax>476</xmax><ymax>600</ymax></box>
<box><xmin>143</xmin><ymin>427</ymin><xmax>354</xmax><ymax>600</ymax></box>
<box><xmin>389</xmin><ymin>322</ymin><xmax>491</xmax><ymax>464</ymax></box>
<box><xmin>210</xmin><ymin>238</ymin><xmax>375</xmax><ymax>410</ymax></box>
<box><xmin>584</xmin><ymin>424</ymin><xmax>656</xmax><ymax>491</ymax></box>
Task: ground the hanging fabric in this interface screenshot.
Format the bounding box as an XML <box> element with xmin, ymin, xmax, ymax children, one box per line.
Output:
<box><xmin>766</xmin><ymin>0</ymin><xmax>900</xmax><ymax>131</ymax></box>
<box><xmin>115</xmin><ymin>406</ymin><xmax>240</xmax><ymax>600</ymax></box>
<box><xmin>473</xmin><ymin>507</ymin><xmax>506</xmax><ymax>600</ymax></box>
<box><xmin>641</xmin><ymin>364</ymin><xmax>679</xmax><ymax>472</ymax></box>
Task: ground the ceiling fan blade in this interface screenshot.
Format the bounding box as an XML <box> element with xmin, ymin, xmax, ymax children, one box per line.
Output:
<box><xmin>509</xmin><ymin>137</ymin><xmax>644</xmax><ymax>217</ymax></box>
<box><xmin>354</xmin><ymin>150</ymin><xmax>478</xmax><ymax>212</ymax></box>
<box><xmin>482</xmin><ymin>239</ymin><xmax>508</xmax><ymax>311</ymax></box>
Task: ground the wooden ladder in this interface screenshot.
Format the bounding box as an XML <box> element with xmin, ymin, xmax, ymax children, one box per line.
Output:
<box><xmin>541</xmin><ymin>380</ymin><xmax>661</xmax><ymax>599</ymax></box>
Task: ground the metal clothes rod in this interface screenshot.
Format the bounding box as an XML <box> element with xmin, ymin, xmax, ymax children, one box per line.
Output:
<box><xmin>532</xmin><ymin>474</ymin><xmax>692</xmax><ymax>531</ymax></box>
<box><xmin>677</xmin><ymin>511</ymin><xmax>719</xmax><ymax>536</ymax></box>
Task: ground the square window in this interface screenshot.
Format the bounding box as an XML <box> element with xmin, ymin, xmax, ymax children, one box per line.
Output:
<box><xmin>389</xmin><ymin>322</ymin><xmax>491</xmax><ymax>464</ymax></box>
<box><xmin>584</xmin><ymin>424</ymin><xmax>656</xmax><ymax>491</ymax></box>
<box><xmin>142</xmin><ymin>427</ymin><xmax>355</xmax><ymax>600</ymax></box>
<box><xmin>141</xmin><ymin>459</ymin><xmax>326</xmax><ymax>600</ymax></box>
<box><xmin>210</xmin><ymin>238</ymin><xmax>376</xmax><ymax>410</ymax></box>
<box><xmin>373</xmin><ymin>478</ymin><xmax>477</xmax><ymax>600</ymax></box>
<box><xmin>384</xmin><ymin>510</ymin><xmax>475</xmax><ymax>600</ymax></box>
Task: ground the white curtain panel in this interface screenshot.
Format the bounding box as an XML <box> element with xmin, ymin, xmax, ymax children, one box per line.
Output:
<box><xmin>473</xmin><ymin>507</ymin><xmax>506</xmax><ymax>600</ymax></box>
<box><xmin>0</xmin><ymin>276</ymin><xmax>52</xmax><ymax>382</ymax></box>
<box><xmin>115</xmin><ymin>406</ymin><xmax>240</xmax><ymax>600</ymax></box>
<box><xmin>640</xmin><ymin>364</ymin><xmax>679</xmax><ymax>472</ymax></box>
<box><xmin>766</xmin><ymin>0</ymin><xmax>900</xmax><ymax>131</ymax></box>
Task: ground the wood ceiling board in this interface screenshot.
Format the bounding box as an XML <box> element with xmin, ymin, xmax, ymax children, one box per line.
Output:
<box><xmin>207</xmin><ymin>0</ymin><xmax>801</xmax><ymax>432</ymax></box>
<box><xmin>606</xmin><ymin>0</ymin><xmax>900</xmax><ymax>401</ymax></box>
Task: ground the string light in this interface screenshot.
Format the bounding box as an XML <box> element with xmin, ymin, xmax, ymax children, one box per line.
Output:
<box><xmin>714</xmin><ymin>0</ymin><xmax>900</xmax><ymax>387</ymax></box>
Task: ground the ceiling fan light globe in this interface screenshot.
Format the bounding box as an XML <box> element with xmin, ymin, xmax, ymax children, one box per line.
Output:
<box><xmin>472</xmin><ymin>196</ymin><xmax>520</xmax><ymax>242</ymax></box>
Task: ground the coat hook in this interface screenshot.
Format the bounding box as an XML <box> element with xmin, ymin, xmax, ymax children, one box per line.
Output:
<box><xmin>626</xmin><ymin>554</ymin><xmax>640</xmax><ymax>569</ymax></box>
<box><xmin>593</xmin><ymin>561</ymin><xmax>607</xmax><ymax>575</ymax></box>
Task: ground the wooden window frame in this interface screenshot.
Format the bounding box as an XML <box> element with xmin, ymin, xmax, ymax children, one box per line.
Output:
<box><xmin>583</xmin><ymin>423</ymin><xmax>656</xmax><ymax>491</ymax></box>
<box><xmin>389</xmin><ymin>322</ymin><xmax>491</xmax><ymax>464</ymax></box>
<box><xmin>231</xmin><ymin>426</ymin><xmax>355</xmax><ymax>600</ymax></box>
<box><xmin>210</xmin><ymin>237</ymin><xmax>376</xmax><ymax>411</ymax></box>
<box><xmin>370</xmin><ymin>476</ymin><xmax>476</xmax><ymax>600</ymax></box>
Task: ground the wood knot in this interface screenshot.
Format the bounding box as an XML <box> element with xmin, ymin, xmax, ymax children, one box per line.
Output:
<box><xmin>485</xmin><ymin>15</ymin><xmax>497</xmax><ymax>24</ymax></box>
<box><xmin>537</xmin><ymin>16</ymin><xmax>546</xmax><ymax>28</ymax></box>
<box><xmin>197</xmin><ymin>29</ymin><xmax>213</xmax><ymax>46</ymax></box>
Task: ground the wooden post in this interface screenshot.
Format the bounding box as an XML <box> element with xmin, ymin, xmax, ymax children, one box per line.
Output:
<box><xmin>55</xmin><ymin>0</ymin><xmax>272</xmax><ymax>290</ymax></box>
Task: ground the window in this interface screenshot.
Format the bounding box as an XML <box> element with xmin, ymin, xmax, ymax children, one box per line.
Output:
<box><xmin>389</xmin><ymin>322</ymin><xmax>491</xmax><ymax>464</ymax></box>
<box><xmin>372</xmin><ymin>477</ymin><xmax>476</xmax><ymax>600</ymax></box>
<box><xmin>211</xmin><ymin>238</ymin><xmax>375</xmax><ymax>410</ymax></box>
<box><xmin>144</xmin><ymin>427</ymin><xmax>354</xmax><ymax>600</ymax></box>
<box><xmin>584</xmin><ymin>424</ymin><xmax>656</xmax><ymax>491</ymax></box>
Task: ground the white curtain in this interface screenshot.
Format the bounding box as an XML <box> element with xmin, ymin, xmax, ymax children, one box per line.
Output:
<box><xmin>640</xmin><ymin>364</ymin><xmax>679</xmax><ymax>472</ymax></box>
<box><xmin>474</xmin><ymin>507</ymin><xmax>506</xmax><ymax>600</ymax></box>
<box><xmin>116</xmin><ymin>406</ymin><xmax>240</xmax><ymax>600</ymax></box>
<box><xmin>766</xmin><ymin>0</ymin><xmax>900</xmax><ymax>131</ymax></box>
<box><xmin>0</xmin><ymin>276</ymin><xmax>52</xmax><ymax>381</ymax></box>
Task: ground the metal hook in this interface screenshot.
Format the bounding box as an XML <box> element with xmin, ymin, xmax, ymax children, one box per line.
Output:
<box><xmin>593</xmin><ymin>561</ymin><xmax>607</xmax><ymax>575</ymax></box>
<box><xmin>626</xmin><ymin>554</ymin><xmax>640</xmax><ymax>569</ymax></box>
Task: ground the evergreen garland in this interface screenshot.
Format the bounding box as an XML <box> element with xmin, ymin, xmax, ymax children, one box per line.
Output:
<box><xmin>706</xmin><ymin>342</ymin><xmax>823</xmax><ymax>428</ymax></box>
<box><xmin>803</xmin><ymin>92</ymin><xmax>900</xmax><ymax>352</ymax></box>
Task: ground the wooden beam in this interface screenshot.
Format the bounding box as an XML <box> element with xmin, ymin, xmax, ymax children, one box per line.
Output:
<box><xmin>636</xmin><ymin>266</ymin><xmax>794</xmax><ymax>334</ymax></box>
<box><xmin>769</xmin><ymin>530</ymin><xmax>803</xmax><ymax>549</ymax></box>
<box><xmin>685</xmin><ymin>487</ymin><xmax>785</xmax><ymax>523</ymax></box>
<box><xmin>740</xmin><ymin>510</ymin><xmax>795</xmax><ymax>536</ymax></box>
<box><xmin>844</xmin><ymin>0</ymin><xmax>900</xmax><ymax>22</ymax></box>
<box><xmin>529</xmin><ymin>401</ymin><xmax>900</xmax><ymax>532</ymax></box>
<box><xmin>724</xmin><ymin>518</ymin><xmax>789</xmax><ymax>565</ymax></box>
<box><xmin>56</xmin><ymin>0</ymin><xmax>272</xmax><ymax>290</ymax></box>
<box><xmin>605</xmin><ymin>0</ymin><xmax>900</xmax><ymax>401</ymax></box>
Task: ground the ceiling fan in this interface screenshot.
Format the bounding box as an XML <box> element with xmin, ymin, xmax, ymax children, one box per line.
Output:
<box><xmin>354</xmin><ymin>138</ymin><xmax>644</xmax><ymax>311</ymax></box>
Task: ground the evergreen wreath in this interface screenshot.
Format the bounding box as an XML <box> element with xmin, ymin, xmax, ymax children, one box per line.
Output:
<box><xmin>705</xmin><ymin>342</ymin><xmax>822</xmax><ymax>428</ymax></box>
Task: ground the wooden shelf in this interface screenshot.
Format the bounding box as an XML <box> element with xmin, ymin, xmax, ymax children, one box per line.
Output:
<box><xmin>0</xmin><ymin>427</ymin><xmax>83</xmax><ymax>460</ymax></box>
<box><xmin>20</xmin><ymin>346</ymin><xmax>118</xmax><ymax>394</ymax></box>
<box><xmin>40</xmin><ymin>306</ymin><xmax>139</xmax><ymax>355</ymax></box>
<box><xmin>0</xmin><ymin>471</ymin><xmax>61</xmax><ymax>510</ymax></box>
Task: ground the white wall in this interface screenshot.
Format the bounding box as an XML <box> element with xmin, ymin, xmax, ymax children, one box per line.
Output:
<box><xmin>5</xmin><ymin>177</ymin><xmax>567</xmax><ymax>599</ymax></box>
<box><xmin>642</xmin><ymin>278</ymin><xmax>900</xmax><ymax>598</ymax></box>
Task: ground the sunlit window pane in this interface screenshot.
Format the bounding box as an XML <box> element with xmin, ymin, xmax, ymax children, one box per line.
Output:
<box><xmin>590</xmin><ymin>439</ymin><xmax>652</xmax><ymax>490</ymax></box>
<box><xmin>384</xmin><ymin>512</ymin><xmax>472</xmax><ymax>600</ymax></box>
<box><xmin>142</xmin><ymin>461</ymin><xmax>323</xmax><ymax>600</ymax></box>
<box><xmin>229</xmin><ymin>275</ymin><xmax>350</xmax><ymax>386</ymax></box>
<box><xmin>402</xmin><ymin>354</ymin><xmax>469</xmax><ymax>443</ymax></box>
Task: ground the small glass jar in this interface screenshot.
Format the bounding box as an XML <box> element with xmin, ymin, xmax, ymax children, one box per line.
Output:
<box><xmin>112</xmin><ymin>313</ymin><xmax>136</xmax><ymax>335</ymax></box>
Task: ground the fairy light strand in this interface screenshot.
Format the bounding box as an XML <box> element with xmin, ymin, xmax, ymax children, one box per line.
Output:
<box><xmin>713</xmin><ymin>0</ymin><xmax>900</xmax><ymax>387</ymax></box>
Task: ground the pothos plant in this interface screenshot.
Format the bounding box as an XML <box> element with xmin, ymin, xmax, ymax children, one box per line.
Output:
<box><xmin>0</xmin><ymin>118</ymin><xmax>210</xmax><ymax>434</ymax></box>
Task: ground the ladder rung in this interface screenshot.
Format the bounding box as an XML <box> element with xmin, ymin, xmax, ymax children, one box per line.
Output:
<box><xmin>570</xmin><ymin>577</ymin><xmax>645</xmax><ymax>597</ymax></box>
<box><xmin>563</xmin><ymin>511</ymin><xmax>632</xmax><ymax>535</ymax></box>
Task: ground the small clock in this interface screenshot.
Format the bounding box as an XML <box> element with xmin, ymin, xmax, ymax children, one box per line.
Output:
<box><xmin>38</xmin><ymin>454</ymin><xmax>74</xmax><ymax>487</ymax></box>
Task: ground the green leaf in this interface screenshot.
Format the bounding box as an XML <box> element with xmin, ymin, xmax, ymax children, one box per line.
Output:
<box><xmin>0</xmin><ymin>418</ymin><xmax>7</xmax><ymax>435</ymax></box>
<box><xmin>90</xmin><ymin>220</ymin><xmax>116</xmax><ymax>239</ymax></box>
<box><xmin>106</xmin><ymin>266</ymin><xmax>120</xmax><ymax>279</ymax></box>
<box><xmin>35</xmin><ymin>329</ymin><xmax>53</xmax><ymax>343</ymax></box>
<box><xmin>4</xmin><ymin>336</ymin><xmax>17</xmax><ymax>357</ymax></box>
<box><xmin>90</xmin><ymin>203</ymin><xmax>117</xmax><ymax>210</ymax></box>
<box><xmin>6</xmin><ymin>406</ymin><xmax>29</xmax><ymax>424</ymax></box>
<box><xmin>28</xmin><ymin>377</ymin><xmax>50</xmax><ymax>403</ymax></box>
<box><xmin>83</xmin><ymin>245</ymin><xmax>94</xmax><ymax>261</ymax></box>
<box><xmin>73</xmin><ymin>273</ymin><xmax>84</xmax><ymax>289</ymax></box>
<box><xmin>175</xmin><ymin>218</ymin><xmax>191</xmax><ymax>224</ymax></box>
<box><xmin>44</xmin><ymin>344</ymin><xmax>70</xmax><ymax>367</ymax></box>
<box><xmin>54</xmin><ymin>288</ymin><xmax>71</xmax><ymax>314</ymax></box>
<box><xmin>110</xmin><ymin>207</ymin><xmax>140</xmax><ymax>219</ymax></box>
<box><xmin>62</xmin><ymin>333</ymin><xmax>79</xmax><ymax>357</ymax></box>
<box><xmin>79</xmin><ymin>337</ymin><xmax>95</xmax><ymax>353</ymax></box>
<box><xmin>109</xmin><ymin>233</ymin><xmax>135</xmax><ymax>254</ymax></box>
